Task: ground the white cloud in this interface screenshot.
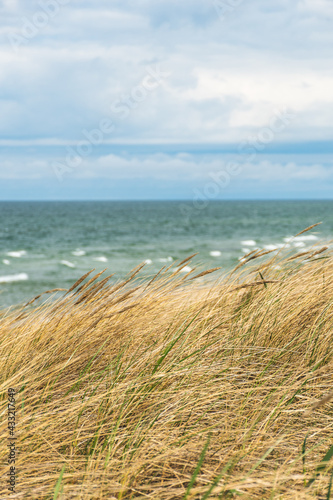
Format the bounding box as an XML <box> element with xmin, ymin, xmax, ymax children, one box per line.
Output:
<box><xmin>298</xmin><ymin>0</ymin><xmax>333</xmax><ymax>17</ymax></box>
<box><xmin>184</xmin><ymin>66</ymin><xmax>333</xmax><ymax>119</ymax></box>
<box><xmin>0</xmin><ymin>0</ymin><xmax>333</xmax><ymax>195</ymax></box>
<box><xmin>240</xmin><ymin>161</ymin><xmax>332</xmax><ymax>182</ymax></box>
<box><xmin>1</xmin><ymin>0</ymin><xmax>19</xmax><ymax>12</ymax></box>
<box><xmin>0</xmin><ymin>0</ymin><xmax>332</xmax><ymax>145</ymax></box>
<box><xmin>3</xmin><ymin>152</ymin><xmax>331</xmax><ymax>183</ymax></box>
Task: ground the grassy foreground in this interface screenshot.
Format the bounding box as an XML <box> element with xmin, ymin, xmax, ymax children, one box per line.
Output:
<box><xmin>2</xmin><ymin>227</ymin><xmax>333</xmax><ymax>499</ymax></box>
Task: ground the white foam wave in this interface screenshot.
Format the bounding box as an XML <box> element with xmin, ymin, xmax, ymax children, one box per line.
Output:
<box><xmin>7</xmin><ymin>250</ymin><xmax>27</xmax><ymax>258</ymax></box>
<box><xmin>293</xmin><ymin>242</ymin><xmax>306</xmax><ymax>248</ymax></box>
<box><xmin>60</xmin><ymin>260</ymin><xmax>76</xmax><ymax>268</ymax></box>
<box><xmin>144</xmin><ymin>259</ymin><xmax>153</xmax><ymax>265</ymax></box>
<box><xmin>264</xmin><ymin>244</ymin><xmax>279</xmax><ymax>251</ymax></box>
<box><xmin>0</xmin><ymin>273</ymin><xmax>28</xmax><ymax>283</ymax></box>
<box><xmin>210</xmin><ymin>251</ymin><xmax>221</xmax><ymax>257</ymax></box>
<box><xmin>158</xmin><ymin>256</ymin><xmax>173</xmax><ymax>263</ymax></box>
<box><xmin>179</xmin><ymin>265</ymin><xmax>192</xmax><ymax>273</ymax></box>
<box><xmin>93</xmin><ymin>256</ymin><xmax>108</xmax><ymax>263</ymax></box>
<box><xmin>241</xmin><ymin>240</ymin><xmax>256</xmax><ymax>246</ymax></box>
<box><xmin>242</xmin><ymin>248</ymin><xmax>251</xmax><ymax>254</ymax></box>
<box><xmin>72</xmin><ymin>249</ymin><xmax>86</xmax><ymax>257</ymax></box>
<box><xmin>2</xmin><ymin>259</ymin><xmax>10</xmax><ymax>265</ymax></box>
<box><xmin>284</xmin><ymin>235</ymin><xmax>318</xmax><ymax>243</ymax></box>
<box><xmin>264</xmin><ymin>244</ymin><xmax>285</xmax><ymax>251</ymax></box>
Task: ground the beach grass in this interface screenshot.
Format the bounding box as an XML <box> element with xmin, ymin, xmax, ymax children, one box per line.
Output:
<box><xmin>1</xmin><ymin>226</ymin><xmax>333</xmax><ymax>498</ymax></box>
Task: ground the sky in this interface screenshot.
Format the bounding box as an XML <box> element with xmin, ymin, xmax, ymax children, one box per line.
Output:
<box><xmin>0</xmin><ymin>0</ymin><xmax>333</xmax><ymax>200</ymax></box>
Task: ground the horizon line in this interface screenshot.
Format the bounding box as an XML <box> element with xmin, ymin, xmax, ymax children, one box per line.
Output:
<box><xmin>1</xmin><ymin>199</ymin><xmax>333</xmax><ymax>203</ymax></box>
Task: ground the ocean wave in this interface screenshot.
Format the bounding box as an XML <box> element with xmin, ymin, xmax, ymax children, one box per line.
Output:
<box><xmin>158</xmin><ymin>257</ymin><xmax>173</xmax><ymax>263</ymax></box>
<box><xmin>264</xmin><ymin>244</ymin><xmax>285</xmax><ymax>251</ymax></box>
<box><xmin>144</xmin><ymin>259</ymin><xmax>153</xmax><ymax>265</ymax></box>
<box><xmin>284</xmin><ymin>235</ymin><xmax>318</xmax><ymax>243</ymax></box>
<box><xmin>72</xmin><ymin>249</ymin><xmax>86</xmax><ymax>257</ymax></box>
<box><xmin>241</xmin><ymin>240</ymin><xmax>256</xmax><ymax>246</ymax></box>
<box><xmin>242</xmin><ymin>248</ymin><xmax>251</xmax><ymax>254</ymax></box>
<box><xmin>2</xmin><ymin>259</ymin><xmax>10</xmax><ymax>265</ymax></box>
<box><xmin>0</xmin><ymin>273</ymin><xmax>28</xmax><ymax>283</ymax></box>
<box><xmin>60</xmin><ymin>260</ymin><xmax>76</xmax><ymax>268</ymax></box>
<box><xmin>179</xmin><ymin>265</ymin><xmax>192</xmax><ymax>273</ymax></box>
<box><xmin>93</xmin><ymin>256</ymin><xmax>108</xmax><ymax>263</ymax></box>
<box><xmin>7</xmin><ymin>250</ymin><xmax>27</xmax><ymax>258</ymax></box>
<box><xmin>210</xmin><ymin>251</ymin><xmax>221</xmax><ymax>257</ymax></box>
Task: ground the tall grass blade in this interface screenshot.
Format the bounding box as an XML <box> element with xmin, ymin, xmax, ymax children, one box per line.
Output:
<box><xmin>53</xmin><ymin>465</ymin><xmax>66</xmax><ymax>500</ymax></box>
<box><xmin>307</xmin><ymin>444</ymin><xmax>333</xmax><ymax>487</ymax></box>
<box><xmin>183</xmin><ymin>433</ymin><xmax>211</xmax><ymax>500</ymax></box>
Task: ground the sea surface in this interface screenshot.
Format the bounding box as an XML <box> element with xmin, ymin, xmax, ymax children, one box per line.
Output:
<box><xmin>0</xmin><ymin>201</ymin><xmax>333</xmax><ymax>308</ymax></box>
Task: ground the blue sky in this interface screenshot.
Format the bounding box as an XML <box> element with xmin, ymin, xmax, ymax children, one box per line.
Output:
<box><xmin>0</xmin><ymin>0</ymin><xmax>333</xmax><ymax>199</ymax></box>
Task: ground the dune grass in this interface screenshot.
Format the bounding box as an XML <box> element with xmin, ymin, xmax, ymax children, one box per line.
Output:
<box><xmin>1</xmin><ymin>226</ymin><xmax>333</xmax><ymax>498</ymax></box>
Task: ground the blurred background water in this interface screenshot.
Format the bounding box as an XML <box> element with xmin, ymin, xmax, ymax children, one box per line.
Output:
<box><xmin>0</xmin><ymin>200</ymin><xmax>332</xmax><ymax>307</ymax></box>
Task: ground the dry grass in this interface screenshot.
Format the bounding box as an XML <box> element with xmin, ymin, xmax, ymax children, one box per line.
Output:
<box><xmin>1</xmin><ymin>228</ymin><xmax>333</xmax><ymax>499</ymax></box>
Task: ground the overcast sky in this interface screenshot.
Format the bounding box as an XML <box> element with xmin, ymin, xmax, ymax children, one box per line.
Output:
<box><xmin>0</xmin><ymin>0</ymin><xmax>333</xmax><ymax>199</ymax></box>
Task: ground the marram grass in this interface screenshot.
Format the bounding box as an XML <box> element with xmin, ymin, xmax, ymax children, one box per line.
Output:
<box><xmin>2</xmin><ymin>227</ymin><xmax>333</xmax><ymax>499</ymax></box>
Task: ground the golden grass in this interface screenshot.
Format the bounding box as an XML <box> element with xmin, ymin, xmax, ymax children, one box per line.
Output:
<box><xmin>1</xmin><ymin>228</ymin><xmax>333</xmax><ymax>499</ymax></box>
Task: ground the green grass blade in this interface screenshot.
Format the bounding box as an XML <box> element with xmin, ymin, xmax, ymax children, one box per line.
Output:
<box><xmin>152</xmin><ymin>313</ymin><xmax>199</xmax><ymax>375</ymax></box>
<box><xmin>201</xmin><ymin>458</ymin><xmax>235</xmax><ymax>500</ymax></box>
<box><xmin>183</xmin><ymin>433</ymin><xmax>211</xmax><ymax>500</ymax></box>
<box><xmin>307</xmin><ymin>444</ymin><xmax>333</xmax><ymax>487</ymax></box>
<box><xmin>327</xmin><ymin>470</ymin><xmax>333</xmax><ymax>499</ymax></box>
<box><xmin>302</xmin><ymin>433</ymin><xmax>308</xmax><ymax>475</ymax></box>
<box><xmin>53</xmin><ymin>465</ymin><xmax>66</xmax><ymax>500</ymax></box>
<box><xmin>259</xmin><ymin>272</ymin><xmax>267</xmax><ymax>289</ymax></box>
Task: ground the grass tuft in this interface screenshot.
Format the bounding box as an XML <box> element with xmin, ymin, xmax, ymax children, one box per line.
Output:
<box><xmin>1</xmin><ymin>230</ymin><xmax>333</xmax><ymax>498</ymax></box>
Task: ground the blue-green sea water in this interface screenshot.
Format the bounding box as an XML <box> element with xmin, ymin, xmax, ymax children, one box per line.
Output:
<box><xmin>1</xmin><ymin>201</ymin><xmax>333</xmax><ymax>307</ymax></box>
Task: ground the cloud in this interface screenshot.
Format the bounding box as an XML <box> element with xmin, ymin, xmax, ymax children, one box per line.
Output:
<box><xmin>0</xmin><ymin>0</ymin><xmax>332</xmax><ymax>145</ymax></box>
<box><xmin>70</xmin><ymin>155</ymin><xmax>333</xmax><ymax>184</ymax></box>
<box><xmin>1</xmin><ymin>149</ymin><xmax>332</xmax><ymax>184</ymax></box>
<box><xmin>0</xmin><ymin>0</ymin><xmax>333</xmax><ymax>198</ymax></box>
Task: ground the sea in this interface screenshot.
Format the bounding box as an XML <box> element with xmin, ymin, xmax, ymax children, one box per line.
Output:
<box><xmin>1</xmin><ymin>200</ymin><xmax>333</xmax><ymax>308</ymax></box>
